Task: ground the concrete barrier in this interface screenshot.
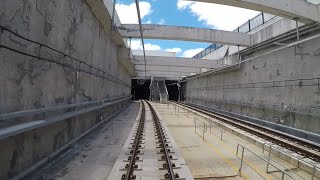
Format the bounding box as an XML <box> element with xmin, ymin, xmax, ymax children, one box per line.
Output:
<box><xmin>0</xmin><ymin>97</ymin><xmax>131</xmax><ymax>179</ymax></box>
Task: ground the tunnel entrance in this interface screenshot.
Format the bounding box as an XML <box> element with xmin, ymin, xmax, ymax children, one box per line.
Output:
<box><xmin>131</xmin><ymin>79</ymin><xmax>150</xmax><ymax>100</ymax></box>
<box><xmin>166</xmin><ymin>81</ymin><xmax>179</xmax><ymax>101</ymax></box>
<box><xmin>131</xmin><ymin>79</ymin><xmax>180</xmax><ymax>101</ymax></box>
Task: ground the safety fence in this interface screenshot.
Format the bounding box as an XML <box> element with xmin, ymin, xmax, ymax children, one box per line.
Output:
<box><xmin>193</xmin><ymin>12</ymin><xmax>277</xmax><ymax>59</ymax></box>
<box><xmin>0</xmin><ymin>95</ymin><xmax>132</xmax><ymax>140</ymax></box>
<box><xmin>236</xmin><ymin>144</ymin><xmax>297</xmax><ymax>179</ymax></box>
<box><xmin>194</xmin><ymin>118</ymin><xmax>207</xmax><ymax>141</ymax></box>
<box><xmin>262</xmin><ymin>143</ymin><xmax>320</xmax><ymax>180</ymax></box>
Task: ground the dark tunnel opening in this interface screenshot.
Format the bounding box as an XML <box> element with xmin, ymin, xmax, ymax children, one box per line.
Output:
<box><xmin>131</xmin><ymin>79</ymin><xmax>181</xmax><ymax>101</ymax></box>
<box><xmin>131</xmin><ymin>79</ymin><xmax>150</xmax><ymax>100</ymax></box>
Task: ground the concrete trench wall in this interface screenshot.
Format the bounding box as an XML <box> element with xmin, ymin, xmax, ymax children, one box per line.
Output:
<box><xmin>186</xmin><ymin>35</ymin><xmax>320</xmax><ymax>134</ymax></box>
<box><xmin>0</xmin><ymin>0</ymin><xmax>131</xmax><ymax>114</ymax></box>
<box><xmin>0</xmin><ymin>0</ymin><xmax>132</xmax><ymax>178</ymax></box>
<box><xmin>0</xmin><ymin>99</ymin><xmax>130</xmax><ymax>179</ymax></box>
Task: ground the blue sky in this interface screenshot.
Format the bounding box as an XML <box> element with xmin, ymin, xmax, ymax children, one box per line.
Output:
<box><xmin>115</xmin><ymin>0</ymin><xmax>259</xmax><ymax>57</ymax></box>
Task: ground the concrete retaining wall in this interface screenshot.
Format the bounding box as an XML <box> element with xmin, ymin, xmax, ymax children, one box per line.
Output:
<box><xmin>186</xmin><ymin>35</ymin><xmax>320</xmax><ymax>134</ymax></box>
<box><xmin>0</xmin><ymin>0</ymin><xmax>131</xmax><ymax>114</ymax></box>
<box><xmin>0</xmin><ymin>99</ymin><xmax>130</xmax><ymax>179</ymax></box>
<box><xmin>0</xmin><ymin>0</ymin><xmax>132</xmax><ymax>178</ymax></box>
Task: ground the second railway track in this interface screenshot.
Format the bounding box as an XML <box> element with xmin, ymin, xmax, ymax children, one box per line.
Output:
<box><xmin>174</xmin><ymin>101</ymin><xmax>320</xmax><ymax>163</ymax></box>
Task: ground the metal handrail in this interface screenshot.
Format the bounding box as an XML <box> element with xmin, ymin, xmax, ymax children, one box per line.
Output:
<box><xmin>193</xmin><ymin>12</ymin><xmax>277</xmax><ymax>59</ymax></box>
<box><xmin>236</xmin><ymin>144</ymin><xmax>295</xmax><ymax>180</ymax></box>
<box><xmin>194</xmin><ymin>117</ymin><xmax>207</xmax><ymax>141</ymax></box>
<box><xmin>0</xmin><ymin>95</ymin><xmax>132</xmax><ymax>121</ymax></box>
<box><xmin>262</xmin><ymin>143</ymin><xmax>320</xmax><ymax>180</ymax></box>
<box><xmin>0</xmin><ymin>96</ymin><xmax>132</xmax><ymax>140</ymax></box>
<box><xmin>0</xmin><ymin>25</ymin><xmax>130</xmax><ymax>87</ymax></box>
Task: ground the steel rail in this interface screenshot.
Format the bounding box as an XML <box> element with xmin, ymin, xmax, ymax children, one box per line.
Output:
<box><xmin>175</xmin><ymin>102</ymin><xmax>320</xmax><ymax>162</ymax></box>
<box><xmin>122</xmin><ymin>100</ymin><xmax>145</xmax><ymax>180</ymax></box>
<box><xmin>146</xmin><ymin>101</ymin><xmax>177</xmax><ymax>180</ymax></box>
<box><xmin>0</xmin><ymin>25</ymin><xmax>130</xmax><ymax>87</ymax></box>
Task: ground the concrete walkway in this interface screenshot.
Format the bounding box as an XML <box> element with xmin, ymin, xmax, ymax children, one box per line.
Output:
<box><xmin>152</xmin><ymin>103</ymin><xmax>317</xmax><ymax>180</ymax></box>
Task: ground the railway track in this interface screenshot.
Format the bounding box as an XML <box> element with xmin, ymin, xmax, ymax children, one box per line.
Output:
<box><xmin>121</xmin><ymin>100</ymin><xmax>181</xmax><ymax>180</ymax></box>
<box><xmin>175</xmin><ymin>102</ymin><xmax>320</xmax><ymax>162</ymax></box>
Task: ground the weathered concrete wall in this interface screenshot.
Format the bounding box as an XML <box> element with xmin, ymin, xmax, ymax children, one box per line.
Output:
<box><xmin>0</xmin><ymin>0</ymin><xmax>132</xmax><ymax>178</ymax></box>
<box><xmin>0</xmin><ymin>99</ymin><xmax>130</xmax><ymax>179</ymax></box>
<box><xmin>0</xmin><ymin>0</ymin><xmax>131</xmax><ymax>114</ymax></box>
<box><xmin>186</xmin><ymin>35</ymin><xmax>320</xmax><ymax>134</ymax></box>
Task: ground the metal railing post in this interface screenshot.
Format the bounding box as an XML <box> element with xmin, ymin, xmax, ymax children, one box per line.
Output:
<box><xmin>311</xmin><ymin>166</ymin><xmax>316</xmax><ymax>180</ymax></box>
<box><xmin>210</xmin><ymin>119</ymin><xmax>212</xmax><ymax>133</ymax></box>
<box><xmin>266</xmin><ymin>144</ymin><xmax>272</xmax><ymax>173</ymax></box>
<box><xmin>220</xmin><ymin>125</ymin><xmax>223</xmax><ymax>141</ymax></box>
<box><xmin>239</xmin><ymin>146</ymin><xmax>245</xmax><ymax>177</ymax></box>
<box><xmin>202</xmin><ymin>123</ymin><xmax>205</xmax><ymax>141</ymax></box>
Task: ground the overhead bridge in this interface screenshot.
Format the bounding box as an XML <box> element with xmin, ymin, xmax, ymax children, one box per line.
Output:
<box><xmin>120</xmin><ymin>24</ymin><xmax>252</xmax><ymax>46</ymax></box>
<box><xmin>133</xmin><ymin>55</ymin><xmax>219</xmax><ymax>80</ymax></box>
<box><xmin>189</xmin><ymin>0</ymin><xmax>319</xmax><ymax>23</ymax></box>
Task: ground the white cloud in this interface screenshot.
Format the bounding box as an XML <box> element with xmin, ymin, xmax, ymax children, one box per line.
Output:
<box><xmin>177</xmin><ymin>0</ymin><xmax>259</xmax><ymax>31</ymax></box>
<box><xmin>116</xmin><ymin>2</ymin><xmax>152</xmax><ymax>24</ymax></box>
<box><xmin>165</xmin><ymin>48</ymin><xmax>182</xmax><ymax>53</ymax></box>
<box><xmin>158</xmin><ymin>19</ymin><xmax>166</xmax><ymax>25</ymax></box>
<box><xmin>177</xmin><ymin>0</ymin><xmax>194</xmax><ymax>10</ymax></box>
<box><xmin>145</xmin><ymin>44</ymin><xmax>161</xmax><ymax>51</ymax></box>
<box><xmin>181</xmin><ymin>48</ymin><xmax>204</xmax><ymax>58</ymax></box>
<box><xmin>130</xmin><ymin>40</ymin><xmax>161</xmax><ymax>51</ymax></box>
<box><xmin>130</xmin><ymin>40</ymin><xmax>183</xmax><ymax>54</ymax></box>
<box><xmin>145</xmin><ymin>20</ymin><xmax>152</xmax><ymax>24</ymax></box>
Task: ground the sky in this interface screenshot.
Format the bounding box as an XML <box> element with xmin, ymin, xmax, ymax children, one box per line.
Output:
<box><xmin>115</xmin><ymin>0</ymin><xmax>259</xmax><ymax>57</ymax></box>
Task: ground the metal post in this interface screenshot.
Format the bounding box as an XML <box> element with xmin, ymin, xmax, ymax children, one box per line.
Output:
<box><xmin>220</xmin><ymin>126</ymin><xmax>223</xmax><ymax>141</ymax></box>
<box><xmin>202</xmin><ymin>123</ymin><xmax>205</xmax><ymax>141</ymax></box>
<box><xmin>281</xmin><ymin>172</ymin><xmax>285</xmax><ymax>180</ymax></box>
<box><xmin>266</xmin><ymin>145</ymin><xmax>272</xmax><ymax>173</ymax></box>
<box><xmin>237</xmin><ymin>45</ymin><xmax>240</xmax><ymax>61</ymax></box>
<box><xmin>210</xmin><ymin>120</ymin><xmax>212</xmax><ymax>133</ymax></box>
<box><xmin>311</xmin><ymin>166</ymin><xmax>316</xmax><ymax>180</ymax></box>
<box><xmin>239</xmin><ymin>146</ymin><xmax>245</xmax><ymax>177</ymax></box>
<box><xmin>262</xmin><ymin>13</ymin><xmax>265</xmax><ymax>24</ymax></box>
<box><xmin>295</xmin><ymin>19</ymin><xmax>300</xmax><ymax>41</ymax></box>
